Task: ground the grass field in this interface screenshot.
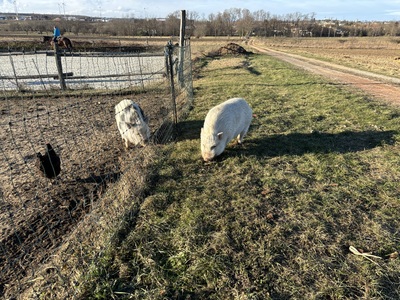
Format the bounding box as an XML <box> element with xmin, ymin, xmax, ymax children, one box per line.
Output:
<box><xmin>253</xmin><ymin>36</ymin><xmax>400</xmax><ymax>79</ymax></box>
<box><xmin>72</xmin><ymin>41</ymin><xmax>400</xmax><ymax>299</ymax></box>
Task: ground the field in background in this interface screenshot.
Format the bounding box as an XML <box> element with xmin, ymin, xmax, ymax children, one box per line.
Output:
<box><xmin>0</xmin><ymin>32</ymin><xmax>245</xmax><ymax>56</ymax></box>
<box><xmin>6</xmin><ymin>34</ymin><xmax>399</xmax><ymax>78</ymax></box>
<box><xmin>253</xmin><ymin>36</ymin><xmax>400</xmax><ymax>78</ymax></box>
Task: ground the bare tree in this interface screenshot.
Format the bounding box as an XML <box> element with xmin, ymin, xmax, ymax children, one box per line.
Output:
<box><xmin>165</xmin><ymin>12</ymin><xmax>180</xmax><ymax>36</ymax></box>
<box><xmin>1</xmin><ymin>8</ymin><xmax>399</xmax><ymax>38</ymax></box>
<box><xmin>236</xmin><ymin>9</ymin><xmax>255</xmax><ymax>37</ymax></box>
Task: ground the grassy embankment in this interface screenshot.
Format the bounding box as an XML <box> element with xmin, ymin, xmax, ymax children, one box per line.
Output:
<box><xmin>78</xmin><ymin>42</ymin><xmax>400</xmax><ymax>299</ymax></box>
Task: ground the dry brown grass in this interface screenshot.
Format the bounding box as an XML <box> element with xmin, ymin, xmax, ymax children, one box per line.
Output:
<box><xmin>253</xmin><ymin>36</ymin><xmax>400</xmax><ymax>78</ymax></box>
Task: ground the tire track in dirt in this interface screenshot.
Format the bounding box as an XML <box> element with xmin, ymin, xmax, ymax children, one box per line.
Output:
<box><xmin>249</xmin><ymin>44</ymin><xmax>400</xmax><ymax>106</ymax></box>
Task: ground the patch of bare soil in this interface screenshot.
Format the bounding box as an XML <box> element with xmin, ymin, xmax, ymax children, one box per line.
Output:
<box><xmin>0</xmin><ymin>36</ymin><xmax>153</xmax><ymax>52</ymax></box>
<box><xmin>0</xmin><ymin>92</ymin><xmax>171</xmax><ymax>295</ymax></box>
<box><xmin>249</xmin><ymin>43</ymin><xmax>400</xmax><ymax>107</ymax></box>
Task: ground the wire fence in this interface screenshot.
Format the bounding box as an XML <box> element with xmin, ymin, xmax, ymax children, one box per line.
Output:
<box><xmin>0</xmin><ymin>50</ymin><xmax>166</xmax><ymax>91</ymax></box>
<box><xmin>0</xmin><ymin>40</ymin><xmax>193</xmax><ymax>299</ymax></box>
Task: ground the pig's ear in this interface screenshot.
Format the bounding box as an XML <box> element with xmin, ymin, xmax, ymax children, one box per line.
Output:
<box><xmin>217</xmin><ymin>132</ymin><xmax>223</xmax><ymax>140</ymax></box>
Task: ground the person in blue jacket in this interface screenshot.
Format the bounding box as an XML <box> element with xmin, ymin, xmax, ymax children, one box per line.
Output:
<box><xmin>53</xmin><ymin>26</ymin><xmax>61</xmax><ymax>42</ymax></box>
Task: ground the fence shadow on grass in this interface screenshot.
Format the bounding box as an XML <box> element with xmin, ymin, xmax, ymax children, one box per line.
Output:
<box><xmin>175</xmin><ymin>120</ymin><xmax>397</xmax><ymax>158</ymax></box>
<box><xmin>176</xmin><ymin>120</ymin><xmax>204</xmax><ymax>141</ymax></box>
<box><xmin>230</xmin><ymin>130</ymin><xmax>397</xmax><ymax>158</ymax></box>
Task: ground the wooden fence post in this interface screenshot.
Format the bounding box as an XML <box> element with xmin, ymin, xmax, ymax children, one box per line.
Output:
<box><xmin>178</xmin><ymin>10</ymin><xmax>186</xmax><ymax>87</ymax></box>
<box><xmin>54</xmin><ymin>43</ymin><xmax>66</xmax><ymax>90</ymax></box>
<box><xmin>8</xmin><ymin>55</ymin><xmax>21</xmax><ymax>92</ymax></box>
<box><xmin>166</xmin><ymin>41</ymin><xmax>178</xmax><ymax>125</ymax></box>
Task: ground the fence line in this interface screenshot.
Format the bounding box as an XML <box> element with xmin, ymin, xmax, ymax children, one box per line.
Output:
<box><xmin>0</xmin><ymin>48</ymin><xmax>167</xmax><ymax>91</ymax></box>
<box><xmin>0</xmin><ymin>40</ymin><xmax>193</xmax><ymax>298</ymax></box>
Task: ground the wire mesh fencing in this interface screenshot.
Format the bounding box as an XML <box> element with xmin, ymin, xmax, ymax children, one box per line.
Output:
<box><xmin>0</xmin><ymin>40</ymin><xmax>193</xmax><ymax>298</ymax></box>
<box><xmin>0</xmin><ymin>49</ymin><xmax>166</xmax><ymax>92</ymax></box>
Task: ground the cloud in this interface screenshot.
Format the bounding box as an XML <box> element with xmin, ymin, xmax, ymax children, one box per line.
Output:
<box><xmin>386</xmin><ymin>9</ymin><xmax>400</xmax><ymax>16</ymax></box>
<box><xmin>1</xmin><ymin>0</ymin><xmax>14</xmax><ymax>13</ymax></box>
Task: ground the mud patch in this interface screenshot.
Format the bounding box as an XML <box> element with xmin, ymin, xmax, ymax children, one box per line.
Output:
<box><xmin>208</xmin><ymin>42</ymin><xmax>251</xmax><ymax>57</ymax></box>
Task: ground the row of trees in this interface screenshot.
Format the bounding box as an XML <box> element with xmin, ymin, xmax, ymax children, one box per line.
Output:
<box><xmin>2</xmin><ymin>8</ymin><xmax>400</xmax><ymax>38</ymax></box>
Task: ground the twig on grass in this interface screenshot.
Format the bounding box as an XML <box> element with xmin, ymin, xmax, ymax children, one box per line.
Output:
<box><xmin>349</xmin><ymin>246</ymin><xmax>382</xmax><ymax>265</ymax></box>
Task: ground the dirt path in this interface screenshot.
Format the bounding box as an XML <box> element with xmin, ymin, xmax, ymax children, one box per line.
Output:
<box><xmin>249</xmin><ymin>44</ymin><xmax>400</xmax><ymax>107</ymax></box>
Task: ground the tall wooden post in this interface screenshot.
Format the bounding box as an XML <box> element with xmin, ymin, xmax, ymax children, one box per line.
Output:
<box><xmin>179</xmin><ymin>10</ymin><xmax>186</xmax><ymax>48</ymax></box>
<box><xmin>9</xmin><ymin>55</ymin><xmax>21</xmax><ymax>92</ymax></box>
<box><xmin>178</xmin><ymin>10</ymin><xmax>186</xmax><ymax>87</ymax></box>
<box><xmin>54</xmin><ymin>42</ymin><xmax>66</xmax><ymax>90</ymax></box>
<box><xmin>167</xmin><ymin>41</ymin><xmax>178</xmax><ymax>125</ymax></box>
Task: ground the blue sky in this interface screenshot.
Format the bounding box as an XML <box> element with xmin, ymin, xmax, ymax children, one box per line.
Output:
<box><xmin>1</xmin><ymin>0</ymin><xmax>400</xmax><ymax>21</ymax></box>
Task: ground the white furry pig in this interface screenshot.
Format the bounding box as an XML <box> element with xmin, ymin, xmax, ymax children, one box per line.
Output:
<box><xmin>201</xmin><ymin>98</ymin><xmax>252</xmax><ymax>161</ymax></box>
<box><xmin>115</xmin><ymin>99</ymin><xmax>150</xmax><ymax>148</ymax></box>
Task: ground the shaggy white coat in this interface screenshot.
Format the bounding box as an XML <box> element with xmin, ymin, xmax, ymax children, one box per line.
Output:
<box><xmin>115</xmin><ymin>99</ymin><xmax>150</xmax><ymax>148</ymax></box>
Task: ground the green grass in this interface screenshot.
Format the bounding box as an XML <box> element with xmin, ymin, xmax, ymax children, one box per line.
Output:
<box><xmin>79</xmin><ymin>52</ymin><xmax>400</xmax><ymax>299</ymax></box>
